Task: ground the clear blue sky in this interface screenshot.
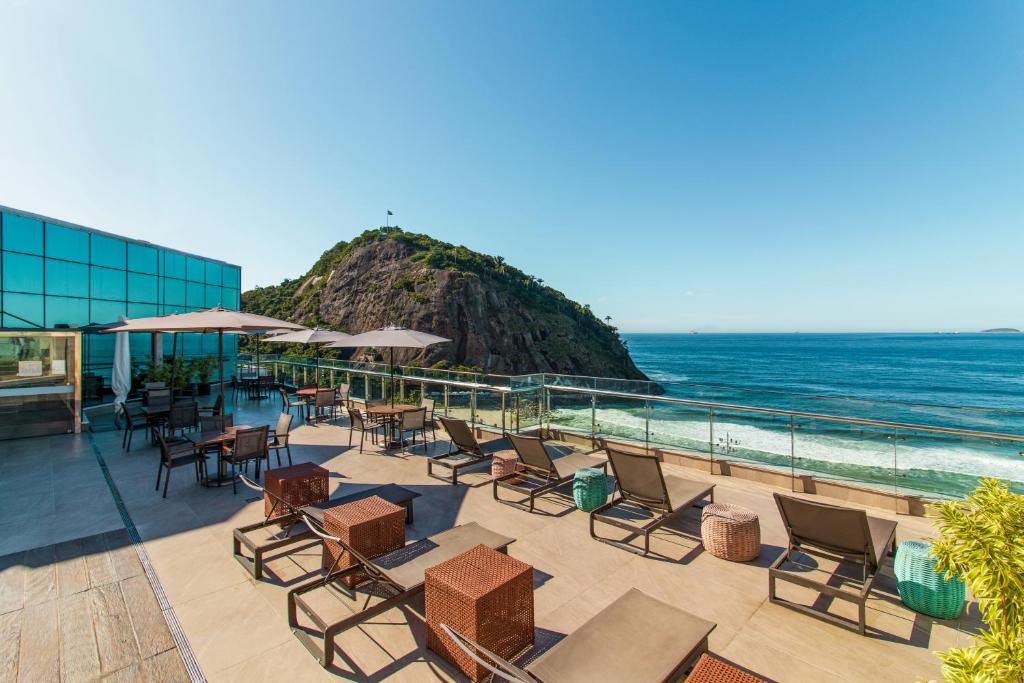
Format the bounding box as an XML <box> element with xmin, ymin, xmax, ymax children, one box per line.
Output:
<box><xmin>1</xmin><ymin>1</ymin><xmax>1021</xmax><ymax>332</ymax></box>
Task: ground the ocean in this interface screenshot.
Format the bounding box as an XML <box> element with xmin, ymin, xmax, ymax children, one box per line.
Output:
<box><xmin>548</xmin><ymin>333</ymin><xmax>1024</xmax><ymax>497</ymax></box>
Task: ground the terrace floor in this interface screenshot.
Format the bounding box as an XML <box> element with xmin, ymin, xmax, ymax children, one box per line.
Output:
<box><xmin>0</xmin><ymin>395</ymin><xmax>981</xmax><ymax>682</ymax></box>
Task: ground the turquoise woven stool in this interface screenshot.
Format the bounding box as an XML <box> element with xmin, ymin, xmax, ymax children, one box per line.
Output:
<box><xmin>573</xmin><ymin>467</ymin><xmax>607</xmax><ymax>512</ymax></box>
<box><xmin>894</xmin><ymin>540</ymin><xmax>965</xmax><ymax>619</ymax></box>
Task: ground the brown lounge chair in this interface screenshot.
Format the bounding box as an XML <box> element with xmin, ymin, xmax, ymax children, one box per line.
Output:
<box><xmin>494</xmin><ymin>432</ymin><xmax>607</xmax><ymax>512</ymax></box>
<box><xmin>590</xmin><ymin>445</ymin><xmax>714</xmax><ymax>556</ymax></box>
<box><xmin>289</xmin><ymin>517</ymin><xmax>514</xmax><ymax>668</ymax></box>
<box><xmin>438</xmin><ymin>587</ymin><xmax>715</xmax><ymax>683</ymax></box>
<box><xmin>769</xmin><ymin>493</ymin><xmax>897</xmax><ymax>635</ymax></box>
<box><xmin>429</xmin><ymin>417</ymin><xmax>509</xmax><ymax>485</ymax></box>
<box><xmin>232</xmin><ymin>474</ymin><xmax>420</xmax><ymax>580</ymax></box>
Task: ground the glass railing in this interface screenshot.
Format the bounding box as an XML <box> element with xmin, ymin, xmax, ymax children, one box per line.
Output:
<box><xmin>235</xmin><ymin>354</ymin><xmax>1024</xmax><ymax>502</ymax></box>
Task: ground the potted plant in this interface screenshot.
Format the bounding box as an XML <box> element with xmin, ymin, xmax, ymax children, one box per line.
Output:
<box><xmin>926</xmin><ymin>478</ymin><xmax>1024</xmax><ymax>682</ymax></box>
<box><xmin>188</xmin><ymin>355</ymin><xmax>217</xmax><ymax>395</ymax></box>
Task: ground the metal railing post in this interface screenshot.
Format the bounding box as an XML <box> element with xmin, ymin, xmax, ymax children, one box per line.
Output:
<box><xmin>515</xmin><ymin>394</ymin><xmax>521</xmax><ymax>433</ymax></box>
<box><xmin>364</xmin><ymin>374</ymin><xmax>370</xmax><ymax>400</ymax></box>
<box><xmin>645</xmin><ymin>399</ymin><xmax>651</xmax><ymax>453</ymax></box>
<box><xmin>471</xmin><ymin>387</ymin><xmax>477</xmax><ymax>428</ymax></box>
<box><xmin>591</xmin><ymin>392</ymin><xmax>597</xmax><ymax>449</ymax></box>
<box><xmin>501</xmin><ymin>392</ymin><xmax>507</xmax><ymax>433</ymax></box>
<box><xmin>444</xmin><ymin>384</ymin><xmax>450</xmax><ymax>416</ymax></box>
<box><xmin>790</xmin><ymin>415</ymin><xmax>796</xmax><ymax>492</ymax></box>
<box><xmin>708</xmin><ymin>410</ymin><xmax>715</xmax><ymax>472</ymax></box>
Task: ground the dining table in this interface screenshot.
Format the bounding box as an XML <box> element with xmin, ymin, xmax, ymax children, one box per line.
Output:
<box><xmin>191</xmin><ymin>424</ymin><xmax>253</xmax><ymax>486</ymax></box>
<box><xmin>295</xmin><ymin>387</ymin><xmax>319</xmax><ymax>422</ymax></box>
<box><xmin>367</xmin><ymin>404</ymin><xmax>419</xmax><ymax>450</ymax></box>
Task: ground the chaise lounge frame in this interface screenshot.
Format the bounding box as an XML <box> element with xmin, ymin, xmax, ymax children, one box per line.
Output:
<box><xmin>428</xmin><ymin>417</ymin><xmax>507</xmax><ymax>485</ymax></box>
<box><xmin>493</xmin><ymin>431</ymin><xmax>607</xmax><ymax>512</ymax></box>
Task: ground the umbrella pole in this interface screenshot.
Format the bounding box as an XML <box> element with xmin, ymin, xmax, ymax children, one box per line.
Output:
<box><xmin>218</xmin><ymin>330</ymin><xmax>225</xmax><ymax>413</ymax></box>
<box><xmin>170</xmin><ymin>332</ymin><xmax>178</xmax><ymax>391</ymax></box>
<box><xmin>390</xmin><ymin>347</ymin><xmax>395</xmax><ymax>407</ymax></box>
<box><xmin>316</xmin><ymin>346</ymin><xmax>320</xmax><ymax>387</ymax></box>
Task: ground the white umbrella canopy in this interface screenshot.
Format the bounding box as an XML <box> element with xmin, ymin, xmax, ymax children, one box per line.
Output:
<box><xmin>327</xmin><ymin>325</ymin><xmax>451</xmax><ymax>405</ymax></box>
<box><xmin>325</xmin><ymin>325</ymin><xmax>449</xmax><ymax>349</ymax></box>
<box><xmin>264</xmin><ymin>327</ymin><xmax>352</xmax><ymax>384</ymax></box>
<box><xmin>102</xmin><ymin>307</ymin><xmax>304</xmax><ymax>405</ymax></box>
<box><xmin>111</xmin><ymin>320</ymin><xmax>131</xmax><ymax>424</ymax></box>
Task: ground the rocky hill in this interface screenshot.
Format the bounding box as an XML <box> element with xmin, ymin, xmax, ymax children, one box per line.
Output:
<box><xmin>242</xmin><ymin>227</ymin><xmax>648</xmax><ymax>380</ymax></box>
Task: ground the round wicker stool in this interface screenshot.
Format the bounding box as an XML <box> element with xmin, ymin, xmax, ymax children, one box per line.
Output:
<box><xmin>491</xmin><ymin>450</ymin><xmax>523</xmax><ymax>482</ymax></box>
<box><xmin>573</xmin><ymin>467</ymin><xmax>607</xmax><ymax>512</ymax></box>
<box><xmin>894</xmin><ymin>539</ymin><xmax>965</xmax><ymax>619</ymax></box>
<box><xmin>701</xmin><ymin>503</ymin><xmax>760</xmax><ymax>562</ymax></box>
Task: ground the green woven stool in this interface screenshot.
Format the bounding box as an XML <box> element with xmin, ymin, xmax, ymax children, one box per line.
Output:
<box><xmin>573</xmin><ymin>467</ymin><xmax>607</xmax><ymax>512</ymax></box>
<box><xmin>894</xmin><ymin>539</ymin><xmax>965</xmax><ymax>619</ymax></box>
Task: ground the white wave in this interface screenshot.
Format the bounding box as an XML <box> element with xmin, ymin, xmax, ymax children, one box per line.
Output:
<box><xmin>551</xmin><ymin>407</ymin><xmax>1024</xmax><ymax>483</ymax></box>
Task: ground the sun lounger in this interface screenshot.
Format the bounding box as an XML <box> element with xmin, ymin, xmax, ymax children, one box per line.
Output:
<box><xmin>439</xmin><ymin>587</ymin><xmax>715</xmax><ymax>683</ymax></box>
<box><xmin>590</xmin><ymin>444</ymin><xmax>714</xmax><ymax>555</ymax></box>
<box><xmin>493</xmin><ymin>431</ymin><xmax>607</xmax><ymax>511</ymax></box>
<box><xmin>232</xmin><ymin>475</ymin><xmax>421</xmax><ymax>580</ymax></box>
<box><xmin>289</xmin><ymin>518</ymin><xmax>514</xmax><ymax>668</ymax></box>
<box><xmin>429</xmin><ymin>417</ymin><xmax>508</xmax><ymax>485</ymax></box>
<box><xmin>769</xmin><ymin>492</ymin><xmax>897</xmax><ymax>635</ymax></box>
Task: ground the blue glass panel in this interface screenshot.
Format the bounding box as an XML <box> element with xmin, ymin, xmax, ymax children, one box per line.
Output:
<box><xmin>127</xmin><ymin>272</ymin><xmax>158</xmax><ymax>303</ymax></box>
<box><xmin>90</xmin><ymin>266</ymin><xmax>126</xmax><ymax>300</ymax></box>
<box><xmin>127</xmin><ymin>243</ymin><xmax>158</xmax><ymax>274</ymax></box>
<box><xmin>45</xmin><ymin>296</ymin><xmax>90</xmax><ymax>327</ymax></box>
<box><xmin>186</xmin><ymin>256</ymin><xmax>205</xmax><ymax>282</ymax></box>
<box><xmin>129</xmin><ymin>332</ymin><xmax>151</xmax><ymax>357</ymax></box>
<box><xmin>223</xmin><ymin>265</ymin><xmax>241</xmax><ymax>289</ymax></box>
<box><xmin>2</xmin><ymin>213</ymin><xmax>43</xmax><ymax>254</ymax></box>
<box><xmin>90</xmin><ymin>234</ymin><xmax>126</xmax><ymax>269</ymax></box>
<box><xmin>3</xmin><ymin>292</ymin><xmax>44</xmax><ymax>327</ymax></box>
<box><xmin>186</xmin><ymin>281</ymin><xmax>205</xmax><ymax>308</ymax></box>
<box><xmin>223</xmin><ymin>288</ymin><xmax>240</xmax><ymax>310</ymax></box>
<box><xmin>45</xmin><ymin>224</ymin><xmax>89</xmax><ymax>262</ymax></box>
<box><xmin>162</xmin><ymin>302</ymin><xmax>188</xmax><ymax>315</ymax></box>
<box><xmin>205</xmin><ymin>260</ymin><xmax>223</xmax><ymax>286</ymax></box>
<box><xmin>163</xmin><ymin>278</ymin><xmax>186</xmax><ymax>306</ymax></box>
<box><xmin>44</xmin><ymin>260</ymin><xmax>89</xmax><ymax>297</ymax></box>
<box><xmin>128</xmin><ymin>303</ymin><xmax>158</xmax><ymax>318</ymax></box>
<box><xmin>204</xmin><ymin>285</ymin><xmax>222</xmax><ymax>307</ymax></box>
<box><xmin>3</xmin><ymin>252</ymin><xmax>43</xmax><ymax>293</ymax></box>
<box><xmin>163</xmin><ymin>251</ymin><xmax>186</xmax><ymax>279</ymax></box>
<box><xmin>90</xmin><ymin>299</ymin><xmax>125</xmax><ymax>325</ymax></box>
<box><xmin>87</xmin><ymin>333</ymin><xmax>114</xmax><ymax>376</ymax></box>
<box><xmin>182</xmin><ymin>334</ymin><xmax>202</xmax><ymax>357</ymax></box>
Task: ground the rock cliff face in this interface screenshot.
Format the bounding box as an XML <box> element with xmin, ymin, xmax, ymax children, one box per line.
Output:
<box><xmin>242</xmin><ymin>228</ymin><xmax>648</xmax><ymax>380</ymax></box>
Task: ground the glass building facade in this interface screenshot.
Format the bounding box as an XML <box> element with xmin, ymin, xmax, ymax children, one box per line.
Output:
<box><xmin>0</xmin><ymin>206</ymin><xmax>241</xmax><ymax>399</ymax></box>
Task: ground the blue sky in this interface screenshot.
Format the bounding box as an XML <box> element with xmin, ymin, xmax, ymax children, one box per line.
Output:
<box><xmin>1</xmin><ymin>1</ymin><xmax>1021</xmax><ymax>332</ymax></box>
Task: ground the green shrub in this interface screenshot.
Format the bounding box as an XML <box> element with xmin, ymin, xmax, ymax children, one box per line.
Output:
<box><xmin>928</xmin><ymin>478</ymin><xmax>1024</xmax><ymax>682</ymax></box>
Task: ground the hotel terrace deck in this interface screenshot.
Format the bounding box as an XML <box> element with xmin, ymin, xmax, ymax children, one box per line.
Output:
<box><xmin>0</xmin><ymin>396</ymin><xmax>981</xmax><ymax>682</ymax></box>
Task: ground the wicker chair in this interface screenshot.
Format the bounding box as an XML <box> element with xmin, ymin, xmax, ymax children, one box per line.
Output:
<box><xmin>222</xmin><ymin>425</ymin><xmax>270</xmax><ymax>494</ymax></box>
<box><xmin>267</xmin><ymin>412</ymin><xmax>294</xmax><ymax>467</ymax></box>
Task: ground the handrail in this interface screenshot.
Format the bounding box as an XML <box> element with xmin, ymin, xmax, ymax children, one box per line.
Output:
<box><xmin>543</xmin><ymin>384</ymin><xmax>1024</xmax><ymax>442</ymax></box>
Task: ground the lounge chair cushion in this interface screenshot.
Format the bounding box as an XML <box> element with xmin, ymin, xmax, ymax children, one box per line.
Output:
<box><xmin>664</xmin><ymin>475</ymin><xmax>715</xmax><ymax>511</ymax></box>
<box><xmin>371</xmin><ymin>523</ymin><xmax>514</xmax><ymax>590</ymax></box>
<box><xmin>552</xmin><ymin>452</ymin><xmax>607</xmax><ymax>480</ymax></box>
<box><xmin>529</xmin><ymin>588</ymin><xmax>715</xmax><ymax>683</ymax></box>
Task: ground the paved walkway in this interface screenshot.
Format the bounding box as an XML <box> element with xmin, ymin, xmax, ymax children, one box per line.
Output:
<box><xmin>0</xmin><ymin>528</ymin><xmax>188</xmax><ymax>682</ymax></box>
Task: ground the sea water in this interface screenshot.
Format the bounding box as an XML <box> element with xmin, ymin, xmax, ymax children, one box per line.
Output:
<box><xmin>548</xmin><ymin>333</ymin><xmax>1024</xmax><ymax>497</ymax></box>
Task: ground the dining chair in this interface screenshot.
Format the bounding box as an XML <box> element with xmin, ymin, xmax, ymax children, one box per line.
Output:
<box><xmin>155</xmin><ymin>432</ymin><xmax>206</xmax><ymax>498</ymax></box>
<box><xmin>313</xmin><ymin>388</ymin><xmax>336</xmax><ymax>424</ymax></box>
<box><xmin>223</xmin><ymin>425</ymin><xmax>270</xmax><ymax>494</ymax></box>
<box><xmin>421</xmin><ymin>397</ymin><xmax>438</xmax><ymax>441</ymax></box>
<box><xmin>347</xmin><ymin>408</ymin><xmax>384</xmax><ymax>453</ymax></box>
<box><xmin>267</xmin><ymin>412</ymin><xmax>294</xmax><ymax>466</ymax></box>
<box><xmin>280</xmin><ymin>387</ymin><xmax>306</xmax><ymax>421</ymax></box>
<box><xmin>397</xmin><ymin>407</ymin><xmax>428</xmax><ymax>453</ymax></box>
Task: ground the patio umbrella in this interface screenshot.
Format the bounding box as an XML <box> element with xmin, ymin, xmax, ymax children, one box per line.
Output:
<box><xmin>264</xmin><ymin>327</ymin><xmax>352</xmax><ymax>384</ymax></box>
<box><xmin>102</xmin><ymin>307</ymin><xmax>303</xmax><ymax>406</ymax></box>
<box><xmin>327</xmin><ymin>325</ymin><xmax>450</xmax><ymax>406</ymax></box>
<box><xmin>111</xmin><ymin>318</ymin><xmax>131</xmax><ymax>426</ymax></box>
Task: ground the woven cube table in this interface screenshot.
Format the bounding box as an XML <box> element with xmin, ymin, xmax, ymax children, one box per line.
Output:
<box><xmin>572</xmin><ymin>467</ymin><xmax>607</xmax><ymax>512</ymax></box>
<box><xmin>264</xmin><ymin>462</ymin><xmax>329</xmax><ymax>520</ymax></box>
<box><xmin>685</xmin><ymin>653</ymin><xmax>769</xmax><ymax>683</ymax></box>
<box><xmin>700</xmin><ymin>503</ymin><xmax>760</xmax><ymax>562</ymax></box>
<box><xmin>894</xmin><ymin>539</ymin><xmax>965</xmax><ymax>619</ymax></box>
<box><xmin>425</xmin><ymin>544</ymin><xmax>534</xmax><ymax>682</ymax></box>
<box><xmin>491</xmin><ymin>450</ymin><xmax>523</xmax><ymax>482</ymax></box>
<box><xmin>322</xmin><ymin>495</ymin><xmax>405</xmax><ymax>588</ymax></box>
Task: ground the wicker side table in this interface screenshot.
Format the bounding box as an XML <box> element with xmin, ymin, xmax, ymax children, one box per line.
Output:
<box><xmin>264</xmin><ymin>462</ymin><xmax>329</xmax><ymax>520</ymax></box>
<box><xmin>701</xmin><ymin>503</ymin><xmax>760</xmax><ymax>562</ymax></box>
<box><xmin>685</xmin><ymin>653</ymin><xmax>768</xmax><ymax>683</ymax></box>
<box><xmin>491</xmin><ymin>450</ymin><xmax>523</xmax><ymax>482</ymax></box>
<box><xmin>425</xmin><ymin>544</ymin><xmax>534</xmax><ymax>682</ymax></box>
<box><xmin>894</xmin><ymin>539</ymin><xmax>965</xmax><ymax>619</ymax></box>
<box><xmin>573</xmin><ymin>467</ymin><xmax>607</xmax><ymax>512</ymax></box>
<box><xmin>323</xmin><ymin>495</ymin><xmax>405</xmax><ymax>588</ymax></box>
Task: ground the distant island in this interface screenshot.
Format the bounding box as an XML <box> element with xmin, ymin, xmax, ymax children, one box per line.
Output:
<box><xmin>981</xmin><ymin>328</ymin><xmax>1021</xmax><ymax>333</ymax></box>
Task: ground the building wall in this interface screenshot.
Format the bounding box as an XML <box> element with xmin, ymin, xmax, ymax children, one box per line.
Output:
<box><xmin>0</xmin><ymin>207</ymin><xmax>241</xmax><ymax>389</ymax></box>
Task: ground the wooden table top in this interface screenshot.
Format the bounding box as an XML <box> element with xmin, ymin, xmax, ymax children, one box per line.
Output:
<box><xmin>296</xmin><ymin>388</ymin><xmax>321</xmax><ymax>397</ymax></box>
<box><xmin>367</xmin><ymin>404</ymin><xmax>420</xmax><ymax>416</ymax></box>
<box><xmin>192</xmin><ymin>424</ymin><xmax>254</xmax><ymax>447</ymax></box>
